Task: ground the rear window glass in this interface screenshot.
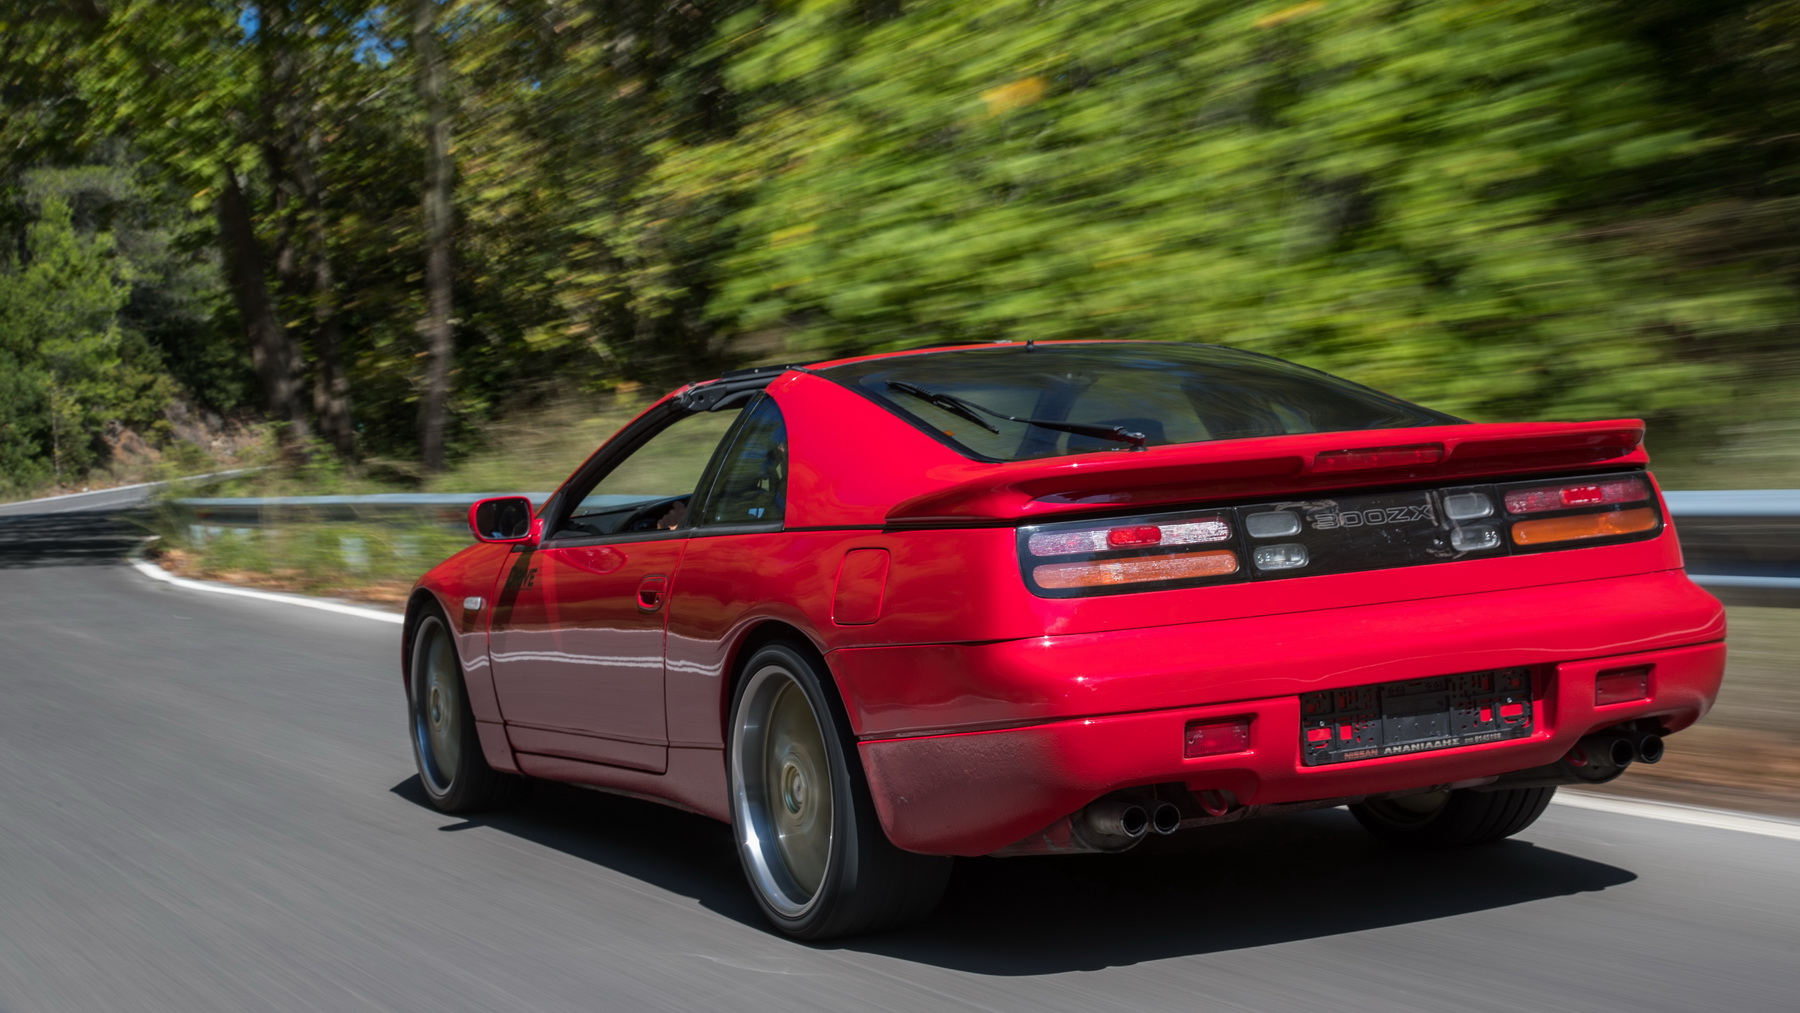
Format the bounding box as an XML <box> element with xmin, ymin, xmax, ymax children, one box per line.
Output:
<box><xmin>819</xmin><ymin>343</ymin><xmax>1462</xmax><ymax>462</ymax></box>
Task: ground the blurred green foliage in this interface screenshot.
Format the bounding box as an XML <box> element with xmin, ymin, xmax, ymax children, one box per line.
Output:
<box><xmin>7</xmin><ymin>0</ymin><xmax>1800</xmax><ymax>496</ymax></box>
<box><xmin>158</xmin><ymin>520</ymin><xmax>473</xmax><ymax>597</ymax></box>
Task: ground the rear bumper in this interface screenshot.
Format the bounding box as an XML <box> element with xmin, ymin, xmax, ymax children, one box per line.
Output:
<box><xmin>839</xmin><ymin>570</ymin><xmax>1725</xmax><ymax>856</ymax></box>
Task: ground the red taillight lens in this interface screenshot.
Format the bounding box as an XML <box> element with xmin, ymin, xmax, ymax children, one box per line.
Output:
<box><xmin>1184</xmin><ymin>718</ymin><xmax>1252</xmax><ymax>758</ymax></box>
<box><xmin>1504</xmin><ymin>476</ymin><xmax>1647</xmax><ymax>515</ymax></box>
<box><xmin>1312</xmin><ymin>444</ymin><xmax>1444</xmax><ymax>473</ymax></box>
<box><xmin>1026</xmin><ymin>515</ymin><xmax>1230</xmax><ymax>556</ymax></box>
<box><xmin>1107</xmin><ymin>525</ymin><xmax>1163</xmax><ymax>547</ymax></box>
<box><xmin>1595</xmin><ymin>665</ymin><xmax>1651</xmax><ymax>705</ymax></box>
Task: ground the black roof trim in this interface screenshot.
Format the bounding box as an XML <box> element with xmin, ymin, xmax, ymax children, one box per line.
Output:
<box><xmin>676</xmin><ymin>363</ymin><xmax>812</xmax><ymax>413</ymax></box>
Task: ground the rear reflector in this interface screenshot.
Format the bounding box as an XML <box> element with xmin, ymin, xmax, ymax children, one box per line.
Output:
<box><xmin>1595</xmin><ymin>665</ymin><xmax>1652</xmax><ymax>705</ymax></box>
<box><xmin>1511</xmin><ymin>507</ymin><xmax>1657</xmax><ymax>546</ymax></box>
<box><xmin>1033</xmin><ymin>550</ymin><xmax>1239</xmax><ymax>589</ymax></box>
<box><xmin>1312</xmin><ymin>444</ymin><xmax>1444</xmax><ymax>473</ymax></box>
<box><xmin>1184</xmin><ymin>718</ymin><xmax>1252</xmax><ymax>758</ymax></box>
<box><xmin>1504</xmin><ymin>476</ymin><xmax>1647</xmax><ymax>515</ymax></box>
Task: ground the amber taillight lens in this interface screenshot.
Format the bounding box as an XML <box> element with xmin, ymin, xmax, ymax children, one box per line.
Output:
<box><xmin>1033</xmin><ymin>549</ymin><xmax>1240</xmax><ymax>589</ymax></box>
<box><xmin>1512</xmin><ymin>507</ymin><xmax>1658</xmax><ymax>546</ymax></box>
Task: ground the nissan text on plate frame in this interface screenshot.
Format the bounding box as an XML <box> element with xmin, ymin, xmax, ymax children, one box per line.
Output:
<box><xmin>401</xmin><ymin>341</ymin><xmax>1725</xmax><ymax>940</ymax></box>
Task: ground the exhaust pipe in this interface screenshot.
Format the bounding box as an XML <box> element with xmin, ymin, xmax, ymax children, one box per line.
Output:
<box><xmin>1634</xmin><ymin>732</ymin><xmax>1665</xmax><ymax>765</ymax></box>
<box><xmin>1574</xmin><ymin>734</ymin><xmax>1636</xmax><ymax>774</ymax></box>
<box><xmin>1073</xmin><ymin>798</ymin><xmax>1149</xmax><ymax>851</ymax></box>
<box><xmin>1195</xmin><ymin>789</ymin><xmax>1234</xmax><ymax>818</ymax></box>
<box><xmin>1478</xmin><ymin>729</ymin><xmax>1637</xmax><ymax>791</ymax></box>
<box><xmin>1148</xmin><ymin>800</ymin><xmax>1182</xmax><ymax>836</ymax></box>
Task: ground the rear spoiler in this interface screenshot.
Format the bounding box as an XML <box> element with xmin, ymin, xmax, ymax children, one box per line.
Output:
<box><xmin>884</xmin><ymin>420</ymin><xmax>1647</xmax><ymax>524</ymax></box>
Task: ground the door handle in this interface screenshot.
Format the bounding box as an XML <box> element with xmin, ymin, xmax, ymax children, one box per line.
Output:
<box><xmin>637</xmin><ymin>574</ymin><xmax>668</xmax><ymax>612</ymax></box>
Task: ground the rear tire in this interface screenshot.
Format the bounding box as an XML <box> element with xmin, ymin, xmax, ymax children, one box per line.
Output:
<box><xmin>728</xmin><ymin>643</ymin><xmax>951</xmax><ymax>939</ymax></box>
<box><xmin>1349</xmin><ymin>786</ymin><xmax>1554</xmax><ymax>849</ymax></box>
<box><xmin>408</xmin><ymin>609</ymin><xmax>525</xmax><ymax>814</ymax></box>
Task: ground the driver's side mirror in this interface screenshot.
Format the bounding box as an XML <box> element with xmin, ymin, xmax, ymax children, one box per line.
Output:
<box><xmin>468</xmin><ymin>496</ymin><xmax>538</xmax><ymax>544</ymax></box>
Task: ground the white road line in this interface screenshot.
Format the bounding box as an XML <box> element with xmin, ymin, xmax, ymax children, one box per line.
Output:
<box><xmin>128</xmin><ymin>546</ymin><xmax>404</xmax><ymax>625</ymax></box>
<box><xmin>1554</xmin><ymin>790</ymin><xmax>1800</xmax><ymax>842</ymax></box>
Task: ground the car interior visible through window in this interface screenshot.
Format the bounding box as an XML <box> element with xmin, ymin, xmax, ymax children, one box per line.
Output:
<box><xmin>556</xmin><ymin>408</ymin><xmax>743</xmax><ymax>538</ymax></box>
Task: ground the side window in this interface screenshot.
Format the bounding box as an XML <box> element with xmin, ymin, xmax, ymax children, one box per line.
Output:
<box><xmin>696</xmin><ymin>396</ymin><xmax>787</xmax><ymax>528</ymax></box>
<box><xmin>557</xmin><ymin>409</ymin><xmax>742</xmax><ymax>538</ymax></box>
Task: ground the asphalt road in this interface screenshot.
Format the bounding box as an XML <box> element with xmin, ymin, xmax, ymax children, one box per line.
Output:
<box><xmin>2</xmin><ymin>496</ymin><xmax>1798</xmax><ymax>1013</ymax></box>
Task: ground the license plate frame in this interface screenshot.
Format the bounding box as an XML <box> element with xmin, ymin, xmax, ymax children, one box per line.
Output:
<box><xmin>1299</xmin><ymin>667</ymin><xmax>1534</xmax><ymax>766</ymax></box>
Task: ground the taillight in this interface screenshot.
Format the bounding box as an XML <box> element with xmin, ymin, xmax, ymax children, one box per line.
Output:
<box><xmin>1503</xmin><ymin>476</ymin><xmax>1648</xmax><ymax>515</ymax></box>
<box><xmin>1496</xmin><ymin>473</ymin><xmax>1660</xmax><ymax>549</ymax></box>
<box><xmin>1034</xmin><ymin>550</ymin><xmax>1239</xmax><ymax>589</ymax></box>
<box><xmin>1027</xmin><ymin>517</ymin><xmax>1230</xmax><ymax>556</ymax></box>
<box><xmin>1021</xmin><ymin>511</ymin><xmax>1238</xmax><ymax>596</ymax></box>
<box><xmin>1016</xmin><ymin>471</ymin><xmax>1662</xmax><ymax>598</ymax></box>
<box><xmin>1512</xmin><ymin>508</ymin><xmax>1658</xmax><ymax>545</ymax></box>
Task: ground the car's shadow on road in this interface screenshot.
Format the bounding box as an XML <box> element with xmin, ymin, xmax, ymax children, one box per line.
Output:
<box><xmin>392</xmin><ymin>775</ymin><xmax>1636</xmax><ymax>974</ymax></box>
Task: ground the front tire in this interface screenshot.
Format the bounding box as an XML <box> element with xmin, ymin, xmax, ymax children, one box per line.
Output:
<box><xmin>1350</xmin><ymin>786</ymin><xmax>1555</xmax><ymax>849</ymax></box>
<box><xmin>729</xmin><ymin>643</ymin><xmax>951</xmax><ymax>939</ymax></box>
<box><xmin>408</xmin><ymin>609</ymin><xmax>524</xmax><ymax>813</ymax></box>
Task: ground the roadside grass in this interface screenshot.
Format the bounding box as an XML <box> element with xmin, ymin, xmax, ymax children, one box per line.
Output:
<box><xmin>145</xmin><ymin>396</ymin><xmax>657</xmax><ymax>600</ymax></box>
<box><xmin>153</xmin><ymin>521</ymin><xmax>473</xmax><ymax>605</ymax></box>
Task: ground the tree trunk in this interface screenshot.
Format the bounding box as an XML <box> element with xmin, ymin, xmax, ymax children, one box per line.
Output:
<box><xmin>256</xmin><ymin>0</ymin><xmax>356</xmax><ymax>458</ymax></box>
<box><xmin>308</xmin><ymin>211</ymin><xmax>356</xmax><ymax>458</ymax></box>
<box><xmin>414</xmin><ymin>0</ymin><xmax>455</xmax><ymax>474</ymax></box>
<box><xmin>218</xmin><ymin>170</ymin><xmax>309</xmax><ymax>437</ymax></box>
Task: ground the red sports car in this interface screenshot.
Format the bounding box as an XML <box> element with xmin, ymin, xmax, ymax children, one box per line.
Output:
<box><xmin>404</xmin><ymin>341</ymin><xmax>1725</xmax><ymax>939</ymax></box>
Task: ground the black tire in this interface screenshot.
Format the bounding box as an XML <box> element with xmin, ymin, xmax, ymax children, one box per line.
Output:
<box><xmin>1350</xmin><ymin>786</ymin><xmax>1555</xmax><ymax>849</ymax></box>
<box><xmin>728</xmin><ymin>642</ymin><xmax>951</xmax><ymax>939</ymax></box>
<box><xmin>408</xmin><ymin>608</ymin><xmax>526</xmax><ymax>814</ymax></box>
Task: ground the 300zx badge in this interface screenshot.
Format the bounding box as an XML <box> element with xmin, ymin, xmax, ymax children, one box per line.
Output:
<box><xmin>1310</xmin><ymin>503</ymin><xmax>1436</xmax><ymax>530</ymax></box>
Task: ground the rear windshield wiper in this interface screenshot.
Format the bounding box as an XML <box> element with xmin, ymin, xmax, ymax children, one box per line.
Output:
<box><xmin>885</xmin><ymin>380</ymin><xmax>1147</xmax><ymax>450</ymax></box>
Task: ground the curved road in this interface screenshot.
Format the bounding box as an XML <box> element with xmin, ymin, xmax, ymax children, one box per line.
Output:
<box><xmin>1</xmin><ymin>491</ymin><xmax>1797</xmax><ymax>1012</ymax></box>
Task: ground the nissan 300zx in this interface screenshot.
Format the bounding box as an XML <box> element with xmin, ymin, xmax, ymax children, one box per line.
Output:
<box><xmin>402</xmin><ymin>341</ymin><xmax>1725</xmax><ymax>939</ymax></box>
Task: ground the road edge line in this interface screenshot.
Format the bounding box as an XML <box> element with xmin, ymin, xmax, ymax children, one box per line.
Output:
<box><xmin>128</xmin><ymin>540</ymin><xmax>405</xmax><ymax>625</ymax></box>
<box><xmin>1553</xmin><ymin>790</ymin><xmax>1800</xmax><ymax>842</ymax></box>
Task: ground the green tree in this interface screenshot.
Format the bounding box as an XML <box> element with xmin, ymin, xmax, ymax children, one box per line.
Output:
<box><xmin>659</xmin><ymin>0</ymin><xmax>1788</xmax><ymax>424</ymax></box>
<box><xmin>0</xmin><ymin>194</ymin><xmax>172</xmax><ymax>487</ymax></box>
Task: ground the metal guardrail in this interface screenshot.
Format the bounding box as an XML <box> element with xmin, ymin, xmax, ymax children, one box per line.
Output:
<box><xmin>171</xmin><ymin>492</ymin><xmax>553</xmax><ymax>531</ymax></box>
<box><xmin>1663</xmin><ymin>491</ymin><xmax>1800</xmax><ymax>607</ymax></box>
<box><xmin>164</xmin><ymin>489</ymin><xmax>1800</xmax><ymax>605</ymax></box>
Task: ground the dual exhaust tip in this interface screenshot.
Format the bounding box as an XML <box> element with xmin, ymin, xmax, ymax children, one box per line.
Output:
<box><xmin>1584</xmin><ymin>729</ymin><xmax>1665</xmax><ymax>771</ymax></box>
<box><xmin>1074</xmin><ymin>794</ymin><xmax>1182</xmax><ymax>850</ymax></box>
